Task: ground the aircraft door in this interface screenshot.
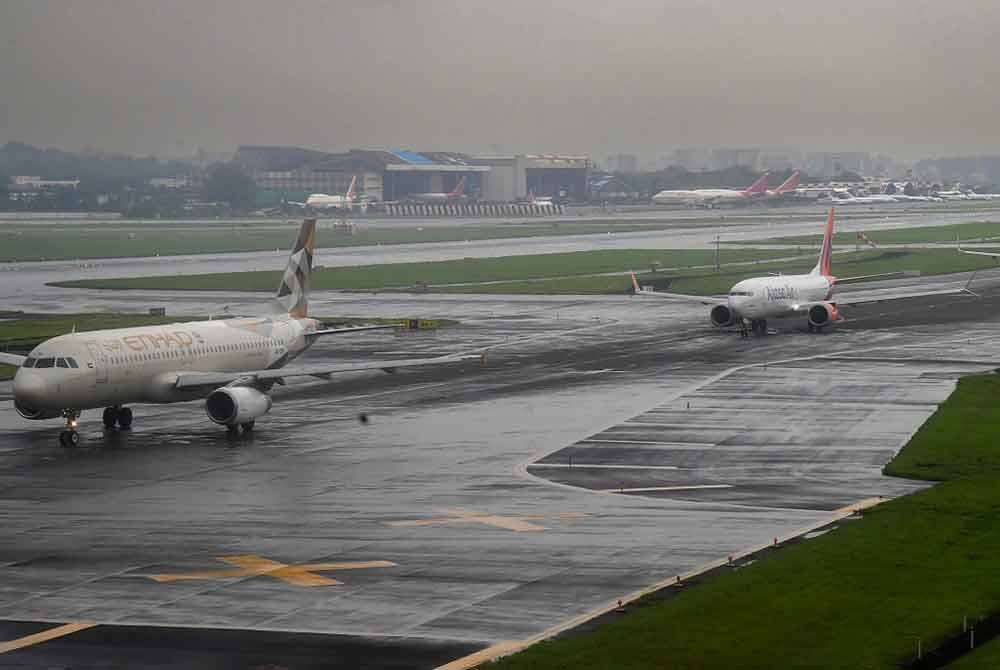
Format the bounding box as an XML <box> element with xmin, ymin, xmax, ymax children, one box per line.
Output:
<box><xmin>86</xmin><ymin>341</ymin><xmax>108</xmax><ymax>383</ymax></box>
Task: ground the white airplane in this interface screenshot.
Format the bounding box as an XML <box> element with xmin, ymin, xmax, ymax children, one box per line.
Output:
<box><xmin>828</xmin><ymin>191</ymin><xmax>898</xmax><ymax>205</ymax></box>
<box><xmin>763</xmin><ymin>170</ymin><xmax>801</xmax><ymax>199</ymax></box>
<box><xmin>410</xmin><ymin>176</ymin><xmax>467</xmax><ymax>202</ymax></box>
<box><xmin>631</xmin><ymin>208</ymin><xmax>973</xmax><ymax>336</ymax></box>
<box><xmin>651</xmin><ymin>173</ymin><xmax>769</xmax><ymax>207</ymax></box>
<box><xmin>1</xmin><ymin>219</ymin><xmax>478</xmax><ymax>447</ymax></box>
<box><xmin>292</xmin><ymin>175</ymin><xmax>360</xmax><ymax>211</ymax></box>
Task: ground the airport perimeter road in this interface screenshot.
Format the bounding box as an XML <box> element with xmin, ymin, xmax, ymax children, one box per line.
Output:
<box><xmin>2</xmin><ymin>282</ymin><xmax>1000</xmax><ymax>667</ymax></box>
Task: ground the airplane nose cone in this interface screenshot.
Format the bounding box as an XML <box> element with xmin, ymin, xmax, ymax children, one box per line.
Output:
<box><xmin>13</xmin><ymin>370</ymin><xmax>47</xmax><ymax>407</ymax></box>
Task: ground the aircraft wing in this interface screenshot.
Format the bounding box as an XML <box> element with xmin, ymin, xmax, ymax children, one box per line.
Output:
<box><xmin>834</xmin><ymin>271</ymin><xmax>915</xmax><ymax>285</ymax></box>
<box><xmin>172</xmin><ymin>352</ymin><xmax>482</xmax><ymax>390</ymax></box>
<box><xmin>306</xmin><ymin>325</ymin><xmax>398</xmax><ymax>338</ymax></box>
<box><xmin>0</xmin><ymin>352</ymin><xmax>26</xmax><ymax>367</ymax></box>
<box><xmin>629</xmin><ymin>272</ymin><xmax>727</xmax><ymax>305</ymax></box>
<box><xmin>834</xmin><ymin>283</ymin><xmax>975</xmax><ymax>307</ymax></box>
<box><xmin>958</xmin><ymin>247</ymin><xmax>1000</xmax><ymax>260</ymax></box>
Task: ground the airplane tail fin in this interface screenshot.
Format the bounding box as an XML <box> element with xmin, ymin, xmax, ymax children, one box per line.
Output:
<box><xmin>345</xmin><ymin>175</ymin><xmax>358</xmax><ymax>201</ymax></box>
<box><xmin>811</xmin><ymin>208</ymin><xmax>835</xmax><ymax>277</ymax></box>
<box><xmin>775</xmin><ymin>170</ymin><xmax>801</xmax><ymax>194</ymax></box>
<box><xmin>742</xmin><ymin>173</ymin><xmax>769</xmax><ymax>196</ymax></box>
<box><xmin>274</xmin><ymin>218</ymin><xmax>316</xmax><ymax>318</ymax></box>
<box><xmin>450</xmin><ymin>176</ymin><xmax>467</xmax><ymax>198</ymax></box>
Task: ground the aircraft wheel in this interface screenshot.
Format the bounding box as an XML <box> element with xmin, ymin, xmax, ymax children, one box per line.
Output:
<box><xmin>241</xmin><ymin>421</ymin><xmax>254</xmax><ymax>433</ymax></box>
<box><xmin>118</xmin><ymin>407</ymin><xmax>133</xmax><ymax>429</ymax></box>
<box><xmin>103</xmin><ymin>407</ymin><xmax>118</xmax><ymax>429</ymax></box>
<box><xmin>59</xmin><ymin>430</ymin><xmax>80</xmax><ymax>448</ymax></box>
<box><xmin>226</xmin><ymin>424</ymin><xmax>239</xmax><ymax>435</ymax></box>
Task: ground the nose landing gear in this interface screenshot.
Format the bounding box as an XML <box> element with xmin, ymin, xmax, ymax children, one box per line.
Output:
<box><xmin>59</xmin><ymin>411</ymin><xmax>81</xmax><ymax>447</ymax></box>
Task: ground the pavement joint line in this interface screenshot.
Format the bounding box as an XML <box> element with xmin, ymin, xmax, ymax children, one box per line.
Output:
<box><xmin>527</xmin><ymin>463</ymin><xmax>679</xmax><ymax>471</ymax></box>
<box><xmin>434</xmin><ymin>496</ymin><xmax>889</xmax><ymax>670</ymax></box>
<box><xmin>0</xmin><ymin>621</ymin><xmax>97</xmax><ymax>654</ymax></box>
<box><xmin>602</xmin><ymin>484</ymin><xmax>733</xmax><ymax>493</ymax></box>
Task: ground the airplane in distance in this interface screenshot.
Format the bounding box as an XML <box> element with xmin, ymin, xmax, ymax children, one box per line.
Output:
<box><xmin>764</xmin><ymin>170</ymin><xmax>801</xmax><ymax>199</ymax></box>
<box><xmin>630</xmin><ymin>208</ymin><xmax>974</xmax><ymax>337</ymax></box>
<box><xmin>292</xmin><ymin>175</ymin><xmax>360</xmax><ymax>211</ymax></box>
<box><xmin>1</xmin><ymin>219</ymin><xmax>478</xmax><ymax>447</ymax></box>
<box><xmin>651</xmin><ymin>173</ymin><xmax>769</xmax><ymax>207</ymax></box>
<box><xmin>410</xmin><ymin>176</ymin><xmax>467</xmax><ymax>202</ymax></box>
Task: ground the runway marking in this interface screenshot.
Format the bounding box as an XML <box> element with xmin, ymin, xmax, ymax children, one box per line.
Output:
<box><xmin>385</xmin><ymin>508</ymin><xmax>588</xmax><ymax>532</ymax></box>
<box><xmin>528</xmin><ymin>463</ymin><xmax>678</xmax><ymax>470</ymax></box>
<box><xmin>580</xmin><ymin>438</ymin><xmax>714</xmax><ymax>447</ymax></box>
<box><xmin>0</xmin><ymin>621</ymin><xmax>96</xmax><ymax>654</ymax></box>
<box><xmin>602</xmin><ymin>484</ymin><xmax>733</xmax><ymax>493</ymax></box>
<box><xmin>150</xmin><ymin>555</ymin><xmax>396</xmax><ymax>587</ymax></box>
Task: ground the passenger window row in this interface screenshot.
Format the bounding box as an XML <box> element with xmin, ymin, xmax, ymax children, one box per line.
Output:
<box><xmin>25</xmin><ymin>338</ymin><xmax>286</xmax><ymax>369</ymax></box>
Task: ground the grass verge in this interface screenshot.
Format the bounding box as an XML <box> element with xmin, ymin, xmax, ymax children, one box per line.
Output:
<box><xmin>51</xmin><ymin>247</ymin><xmax>998</xmax><ymax>296</ymax></box>
<box><xmin>485</xmin><ymin>373</ymin><xmax>1000</xmax><ymax>670</ymax></box>
<box><xmin>747</xmin><ymin>221</ymin><xmax>1000</xmax><ymax>247</ymax></box>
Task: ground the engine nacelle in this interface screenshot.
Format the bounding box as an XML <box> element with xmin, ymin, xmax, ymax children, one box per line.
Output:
<box><xmin>14</xmin><ymin>401</ymin><xmax>61</xmax><ymax>421</ymax></box>
<box><xmin>710</xmin><ymin>304</ymin><xmax>737</xmax><ymax>328</ymax></box>
<box><xmin>808</xmin><ymin>302</ymin><xmax>840</xmax><ymax>328</ymax></box>
<box><xmin>205</xmin><ymin>386</ymin><xmax>273</xmax><ymax>426</ymax></box>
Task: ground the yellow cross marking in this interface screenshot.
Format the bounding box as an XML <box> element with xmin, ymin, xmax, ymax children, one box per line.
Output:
<box><xmin>385</xmin><ymin>508</ymin><xmax>589</xmax><ymax>532</ymax></box>
<box><xmin>150</xmin><ymin>555</ymin><xmax>396</xmax><ymax>587</ymax></box>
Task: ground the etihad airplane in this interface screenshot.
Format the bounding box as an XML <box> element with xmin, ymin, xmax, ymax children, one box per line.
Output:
<box><xmin>651</xmin><ymin>173</ymin><xmax>769</xmax><ymax>207</ymax></box>
<box><xmin>292</xmin><ymin>175</ymin><xmax>360</xmax><ymax>211</ymax></box>
<box><xmin>630</xmin><ymin>208</ymin><xmax>973</xmax><ymax>336</ymax></box>
<box><xmin>1</xmin><ymin>219</ymin><xmax>478</xmax><ymax>447</ymax></box>
<box><xmin>410</xmin><ymin>176</ymin><xmax>467</xmax><ymax>202</ymax></box>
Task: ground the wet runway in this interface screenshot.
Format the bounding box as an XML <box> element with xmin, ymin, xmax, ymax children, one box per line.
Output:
<box><xmin>2</xmin><ymin>275</ymin><xmax>1000</xmax><ymax>667</ymax></box>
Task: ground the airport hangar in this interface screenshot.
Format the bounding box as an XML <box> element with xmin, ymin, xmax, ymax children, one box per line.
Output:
<box><xmin>234</xmin><ymin>145</ymin><xmax>591</xmax><ymax>206</ymax></box>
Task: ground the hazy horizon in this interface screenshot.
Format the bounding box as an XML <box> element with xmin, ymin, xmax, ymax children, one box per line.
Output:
<box><xmin>3</xmin><ymin>0</ymin><xmax>999</xmax><ymax>162</ymax></box>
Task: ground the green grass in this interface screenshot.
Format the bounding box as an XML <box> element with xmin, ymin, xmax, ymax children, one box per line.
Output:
<box><xmin>0</xmin><ymin>219</ymin><xmax>714</xmax><ymax>262</ymax></box>
<box><xmin>947</xmin><ymin>636</ymin><xmax>1000</xmax><ymax>668</ymax></box>
<box><xmin>486</xmin><ymin>373</ymin><xmax>1000</xmax><ymax>670</ymax></box>
<box><xmin>0</xmin><ymin>363</ymin><xmax>13</xmax><ymax>381</ymax></box>
<box><xmin>749</xmin><ymin>221</ymin><xmax>1000</xmax><ymax>246</ymax></box>
<box><xmin>49</xmin><ymin>248</ymin><xmax>793</xmax><ymax>292</ymax></box>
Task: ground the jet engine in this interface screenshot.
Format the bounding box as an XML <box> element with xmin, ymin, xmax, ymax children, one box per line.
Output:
<box><xmin>14</xmin><ymin>401</ymin><xmax>61</xmax><ymax>420</ymax></box>
<box><xmin>205</xmin><ymin>387</ymin><xmax>273</xmax><ymax>426</ymax></box>
<box><xmin>710</xmin><ymin>304</ymin><xmax>737</xmax><ymax>328</ymax></box>
<box><xmin>808</xmin><ymin>303</ymin><xmax>840</xmax><ymax>329</ymax></box>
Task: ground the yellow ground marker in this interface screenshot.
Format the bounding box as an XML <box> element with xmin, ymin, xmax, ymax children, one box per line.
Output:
<box><xmin>0</xmin><ymin>621</ymin><xmax>96</xmax><ymax>654</ymax></box>
<box><xmin>385</xmin><ymin>508</ymin><xmax>588</xmax><ymax>532</ymax></box>
<box><xmin>150</xmin><ymin>555</ymin><xmax>396</xmax><ymax>587</ymax></box>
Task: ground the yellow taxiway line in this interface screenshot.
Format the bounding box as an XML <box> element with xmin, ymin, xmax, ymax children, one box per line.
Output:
<box><xmin>0</xmin><ymin>621</ymin><xmax>96</xmax><ymax>655</ymax></box>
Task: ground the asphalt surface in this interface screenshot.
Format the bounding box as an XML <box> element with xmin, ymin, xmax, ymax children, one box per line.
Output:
<box><xmin>3</xmin><ymin>209</ymin><xmax>1000</xmax><ymax>668</ymax></box>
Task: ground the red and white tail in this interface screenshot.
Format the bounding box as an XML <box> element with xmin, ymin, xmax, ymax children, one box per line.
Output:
<box><xmin>775</xmin><ymin>170</ymin><xmax>801</xmax><ymax>194</ymax></box>
<box><xmin>811</xmin><ymin>208</ymin><xmax>835</xmax><ymax>277</ymax></box>
<box><xmin>742</xmin><ymin>173</ymin><xmax>769</xmax><ymax>196</ymax></box>
<box><xmin>449</xmin><ymin>176</ymin><xmax>467</xmax><ymax>198</ymax></box>
<box><xmin>345</xmin><ymin>175</ymin><xmax>358</xmax><ymax>201</ymax></box>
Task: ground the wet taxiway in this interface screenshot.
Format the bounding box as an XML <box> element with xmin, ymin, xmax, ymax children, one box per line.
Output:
<box><xmin>2</xmin><ymin>274</ymin><xmax>1000</xmax><ymax>667</ymax></box>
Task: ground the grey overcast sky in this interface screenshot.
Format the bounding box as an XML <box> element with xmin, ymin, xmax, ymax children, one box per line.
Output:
<box><xmin>2</xmin><ymin>0</ymin><xmax>999</xmax><ymax>160</ymax></box>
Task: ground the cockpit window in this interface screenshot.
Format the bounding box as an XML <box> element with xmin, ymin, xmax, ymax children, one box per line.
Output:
<box><xmin>67</xmin><ymin>357</ymin><xmax>79</xmax><ymax>368</ymax></box>
<box><xmin>56</xmin><ymin>358</ymin><xmax>69</xmax><ymax>368</ymax></box>
<box><xmin>36</xmin><ymin>357</ymin><xmax>55</xmax><ymax>368</ymax></box>
<box><xmin>23</xmin><ymin>357</ymin><xmax>36</xmax><ymax>368</ymax></box>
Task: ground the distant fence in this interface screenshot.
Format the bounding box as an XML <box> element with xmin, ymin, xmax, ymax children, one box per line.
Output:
<box><xmin>382</xmin><ymin>202</ymin><xmax>564</xmax><ymax>217</ymax></box>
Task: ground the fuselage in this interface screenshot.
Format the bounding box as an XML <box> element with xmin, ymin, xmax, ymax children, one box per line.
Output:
<box><xmin>652</xmin><ymin>188</ymin><xmax>751</xmax><ymax>205</ymax></box>
<box><xmin>13</xmin><ymin>314</ymin><xmax>321</xmax><ymax>414</ymax></box>
<box><xmin>726</xmin><ymin>273</ymin><xmax>833</xmax><ymax>320</ymax></box>
<box><xmin>305</xmin><ymin>194</ymin><xmax>353</xmax><ymax>209</ymax></box>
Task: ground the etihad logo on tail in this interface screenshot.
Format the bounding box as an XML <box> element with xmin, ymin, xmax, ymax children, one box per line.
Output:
<box><xmin>275</xmin><ymin>219</ymin><xmax>316</xmax><ymax>318</ymax></box>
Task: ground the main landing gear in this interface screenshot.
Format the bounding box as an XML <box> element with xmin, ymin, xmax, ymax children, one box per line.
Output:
<box><xmin>59</xmin><ymin>411</ymin><xmax>81</xmax><ymax>448</ymax></box>
<box><xmin>102</xmin><ymin>406</ymin><xmax>133</xmax><ymax>430</ymax></box>
<box><xmin>226</xmin><ymin>420</ymin><xmax>255</xmax><ymax>436</ymax></box>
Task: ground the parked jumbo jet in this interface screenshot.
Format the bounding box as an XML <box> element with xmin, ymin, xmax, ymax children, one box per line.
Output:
<box><xmin>291</xmin><ymin>175</ymin><xmax>360</xmax><ymax>211</ymax></box>
<box><xmin>631</xmin><ymin>208</ymin><xmax>973</xmax><ymax>336</ymax></box>
<box><xmin>763</xmin><ymin>170</ymin><xmax>801</xmax><ymax>199</ymax></box>
<box><xmin>1</xmin><ymin>219</ymin><xmax>477</xmax><ymax>447</ymax></box>
<box><xmin>651</xmin><ymin>173</ymin><xmax>769</xmax><ymax>207</ymax></box>
<box><xmin>410</xmin><ymin>176</ymin><xmax>467</xmax><ymax>202</ymax></box>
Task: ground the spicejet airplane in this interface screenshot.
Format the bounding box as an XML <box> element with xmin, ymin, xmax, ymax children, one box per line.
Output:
<box><xmin>651</xmin><ymin>173</ymin><xmax>769</xmax><ymax>207</ymax></box>
<box><xmin>410</xmin><ymin>176</ymin><xmax>467</xmax><ymax>202</ymax></box>
<box><xmin>1</xmin><ymin>219</ymin><xmax>477</xmax><ymax>447</ymax></box>
<box><xmin>292</xmin><ymin>175</ymin><xmax>359</xmax><ymax>211</ymax></box>
<box><xmin>631</xmin><ymin>208</ymin><xmax>973</xmax><ymax>336</ymax></box>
